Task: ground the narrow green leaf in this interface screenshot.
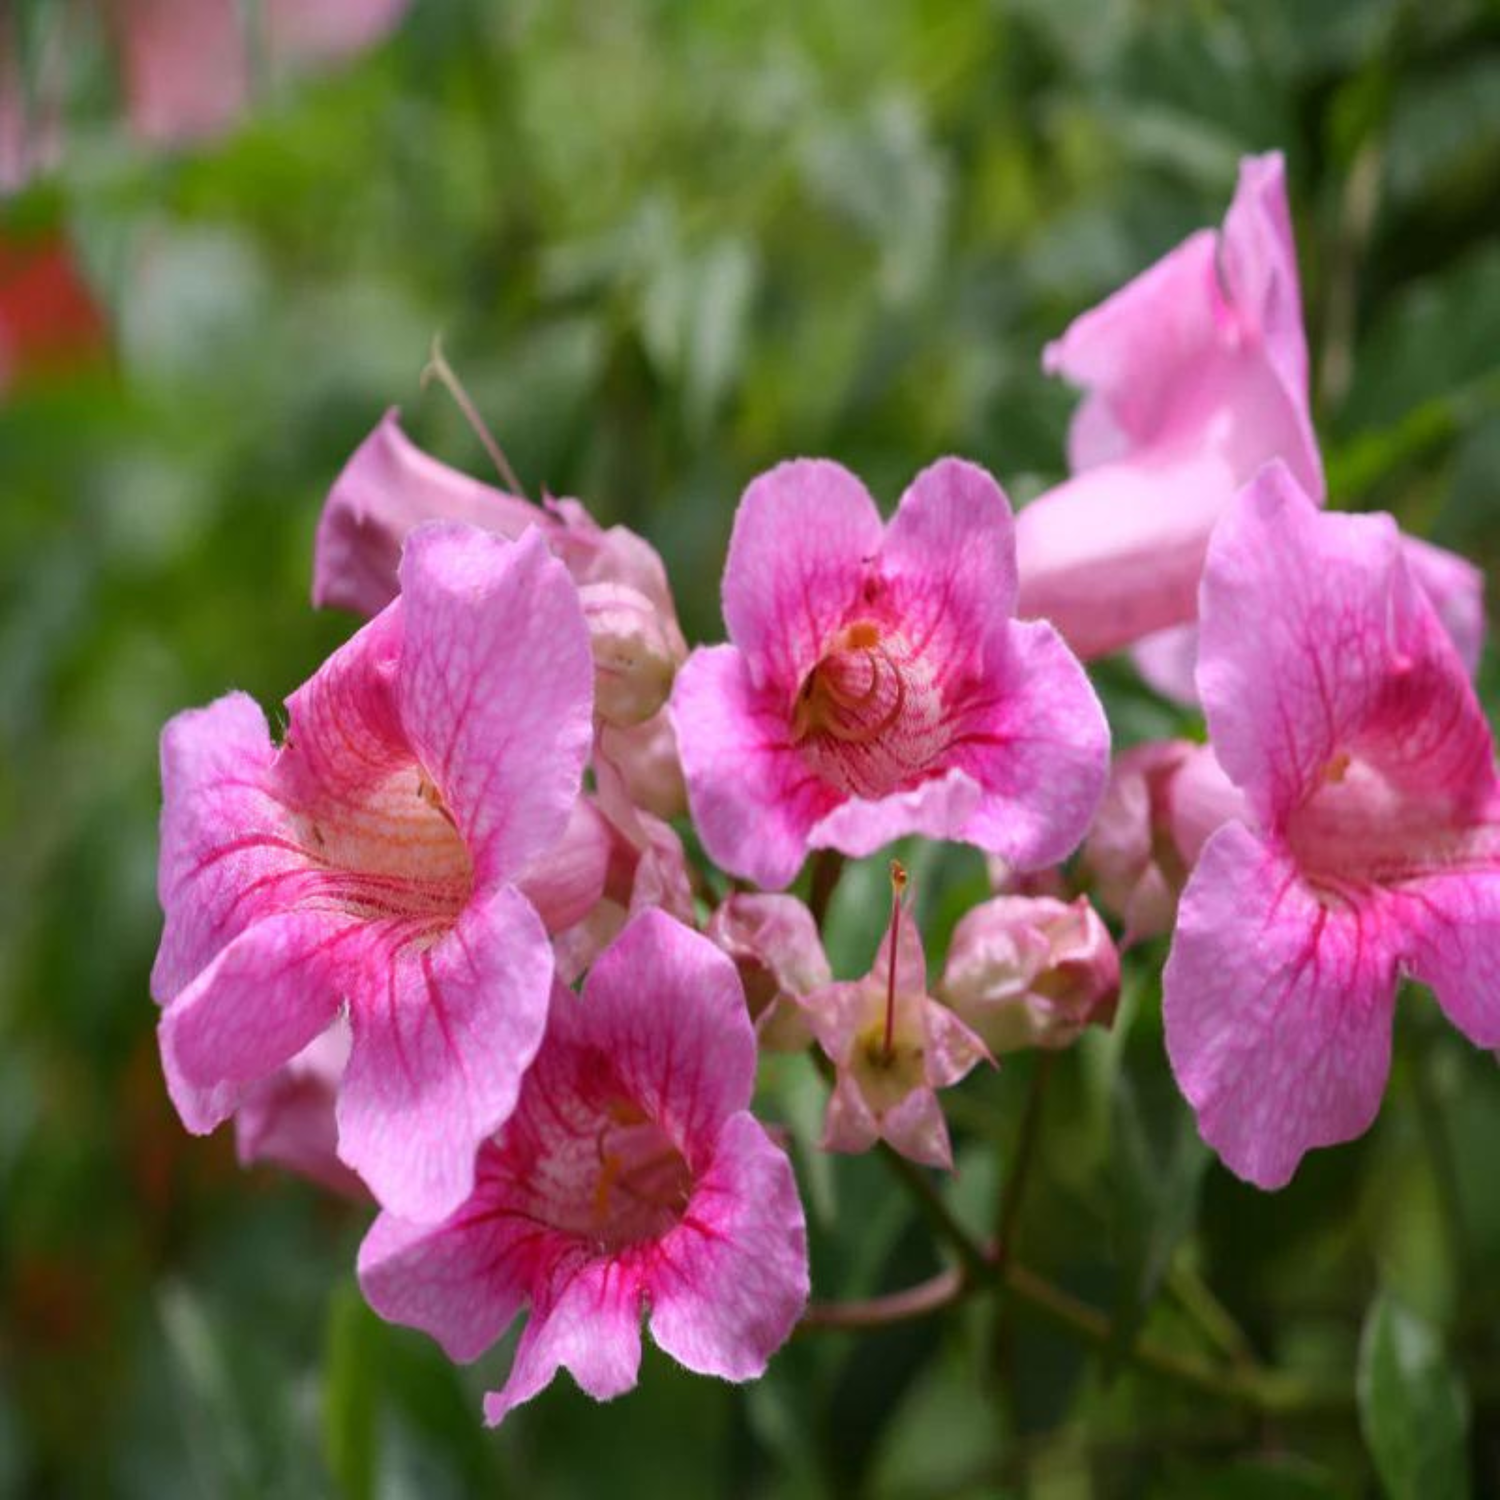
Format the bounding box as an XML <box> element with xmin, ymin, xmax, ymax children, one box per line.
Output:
<box><xmin>1356</xmin><ymin>1293</ymin><xmax>1470</xmax><ymax>1500</ymax></box>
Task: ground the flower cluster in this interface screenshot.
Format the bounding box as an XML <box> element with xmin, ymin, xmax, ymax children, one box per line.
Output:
<box><xmin>151</xmin><ymin>149</ymin><xmax>1495</xmax><ymax>1423</ymax></box>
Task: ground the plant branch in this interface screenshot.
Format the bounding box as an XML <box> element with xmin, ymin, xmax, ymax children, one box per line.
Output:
<box><xmin>799</xmin><ymin>1266</ymin><xmax>969</xmax><ymax>1332</ymax></box>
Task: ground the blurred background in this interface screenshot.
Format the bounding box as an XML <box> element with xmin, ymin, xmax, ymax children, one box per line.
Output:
<box><xmin>3</xmin><ymin>0</ymin><xmax>1500</xmax><ymax>1494</ymax></box>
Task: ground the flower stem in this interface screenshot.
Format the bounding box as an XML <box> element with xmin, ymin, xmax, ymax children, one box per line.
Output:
<box><xmin>800</xmin><ymin>1266</ymin><xmax>968</xmax><ymax>1331</ymax></box>
<box><xmin>420</xmin><ymin>334</ymin><xmax>529</xmax><ymax>499</ymax></box>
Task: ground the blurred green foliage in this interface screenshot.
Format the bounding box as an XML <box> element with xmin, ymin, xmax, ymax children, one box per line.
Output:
<box><xmin>3</xmin><ymin>0</ymin><xmax>1500</xmax><ymax>1495</ymax></box>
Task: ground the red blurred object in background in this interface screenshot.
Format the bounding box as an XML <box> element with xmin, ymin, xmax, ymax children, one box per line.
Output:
<box><xmin>0</xmin><ymin>233</ymin><xmax>108</xmax><ymax>393</ymax></box>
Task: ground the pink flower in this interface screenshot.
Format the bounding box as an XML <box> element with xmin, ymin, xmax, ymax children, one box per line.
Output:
<box><xmin>1017</xmin><ymin>152</ymin><xmax>1485</xmax><ymax>696</ymax></box>
<box><xmin>357</xmin><ymin>910</ymin><xmax>809</xmax><ymax>1425</ymax></box>
<box><xmin>153</xmin><ymin>523</ymin><xmax>594</xmax><ymax>1222</ymax></box>
<box><xmin>1016</xmin><ymin>153</ymin><xmax>1321</xmax><ymax>667</ymax></box>
<box><xmin>705</xmin><ymin>894</ymin><xmax>831</xmax><ymax>1051</ymax></box>
<box><xmin>118</xmin><ymin>0</ymin><xmax>408</xmax><ymax>147</ymax></box>
<box><xmin>939</xmin><ymin>895</ymin><xmax>1119</xmax><ymax>1053</ymax></box>
<box><xmin>1163</xmin><ymin>463</ymin><xmax>1500</xmax><ymax>1189</ymax></box>
<box><xmin>1082</xmin><ymin>741</ymin><xmax>1246</xmax><ymax>945</ymax></box>
<box><xmin>671</xmin><ymin>458</ymin><xmax>1109</xmax><ymax>890</ymax></box>
<box><xmin>235</xmin><ymin>1022</ymin><xmax>368</xmax><ymax>1199</ymax></box>
<box><xmin>804</xmin><ymin>866</ymin><xmax>987</xmax><ymax>1169</ymax></box>
<box><xmin>315</xmin><ymin>409</ymin><xmax>688</xmax><ymax>729</ymax></box>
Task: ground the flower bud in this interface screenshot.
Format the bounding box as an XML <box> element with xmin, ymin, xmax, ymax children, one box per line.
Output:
<box><xmin>1082</xmin><ymin>740</ymin><xmax>1245</xmax><ymax>944</ymax></box>
<box><xmin>939</xmin><ymin>895</ymin><xmax>1118</xmax><ymax>1054</ymax></box>
<box><xmin>705</xmin><ymin>894</ymin><xmax>831</xmax><ymax>1051</ymax></box>
<box><xmin>580</xmin><ymin>580</ymin><xmax>682</xmax><ymax>727</ymax></box>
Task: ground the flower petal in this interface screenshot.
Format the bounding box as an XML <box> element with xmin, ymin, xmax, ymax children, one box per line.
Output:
<box><xmin>879</xmin><ymin>457</ymin><xmax>1018</xmax><ymax>664</ymax></box>
<box><xmin>947</xmin><ymin>618</ymin><xmax>1109</xmax><ymax>870</ymax></box>
<box><xmin>648</xmin><ymin>1112</ymin><xmax>808</xmax><ymax>1381</ymax></box>
<box><xmin>721</xmin><ymin>459</ymin><xmax>883</xmax><ymax>692</ymax></box>
<box><xmin>357</xmin><ymin>1153</ymin><xmax>540</xmax><ymax>1364</ymax></box>
<box><xmin>313</xmin><ymin>408</ymin><xmax>545</xmax><ymax>617</ymax></box>
<box><xmin>398</xmin><ymin>522</ymin><xmax>594</xmax><ymax>882</ymax></box>
<box><xmin>159</xmin><ymin>909</ymin><xmax>351</xmax><ymax>1133</ymax></box>
<box><xmin>151</xmin><ymin>691</ymin><xmax>299</xmax><ymax>1004</ymax></box>
<box><xmin>338</xmin><ymin>885</ymin><xmax>555</xmax><ymax>1222</ymax></box>
<box><xmin>672</xmin><ymin>644</ymin><xmax>838</xmax><ymax>889</ymax></box>
<box><xmin>1164</xmin><ymin>823</ymin><xmax>1399</xmax><ymax>1189</ymax></box>
<box><xmin>1199</xmin><ymin>463</ymin><xmax>1492</xmax><ymax>825</ymax></box>
<box><xmin>571</xmin><ymin>911</ymin><xmax>758</xmax><ymax>1154</ymax></box>
<box><xmin>483</xmin><ymin>1252</ymin><xmax>643</xmax><ymax>1424</ymax></box>
<box><xmin>1400</xmin><ymin>871</ymin><xmax>1500</xmax><ymax>1048</ymax></box>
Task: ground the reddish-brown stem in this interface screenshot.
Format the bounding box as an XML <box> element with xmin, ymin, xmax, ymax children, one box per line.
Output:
<box><xmin>799</xmin><ymin>1266</ymin><xmax>968</xmax><ymax>1331</ymax></box>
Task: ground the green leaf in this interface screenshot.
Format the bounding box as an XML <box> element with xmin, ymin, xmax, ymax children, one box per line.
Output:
<box><xmin>323</xmin><ymin>1282</ymin><xmax>380</xmax><ymax>1500</ymax></box>
<box><xmin>1356</xmin><ymin>1293</ymin><xmax>1470</xmax><ymax>1500</ymax></box>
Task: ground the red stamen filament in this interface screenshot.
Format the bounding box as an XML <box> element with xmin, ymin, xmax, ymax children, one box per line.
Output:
<box><xmin>883</xmin><ymin>859</ymin><xmax>908</xmax><ymax>1062</ymax></box>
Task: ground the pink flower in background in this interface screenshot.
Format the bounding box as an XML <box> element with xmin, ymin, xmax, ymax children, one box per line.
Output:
<box><xmin>940</xmin><ymin>894</ymin><xmax>1119</xmax><ymax>1054</ymax></box>
<box><xmin>1016</xmin><ymin>152</ymin><xmax>1485</xmax><ymax>698</ymax></box>
<box><xmin>804</xmin><ymin>866</ymin><xmax>988</xmax><ymax>1169</ymax></box>
<box><xmin>1082</xmin><ymin>740</ymin><xmax>1246</xmax><ymax>945</ymax></box>
<box><xmin>316</xmin><ymin>407</ymin><xmax>689</xmax><ymax>730</ymax></box>
<box><xmin>671</xmin><ymin>458</ymin><xmax>1109</xmax><ymax>890</ymax></box>
<box><xmin>1016</xmin><ymin>153</ymin><xmax>1321</xmax><ymax>670</ymax></box>
<box><xmin>154</xmin><ymin>523</ymin><xmax>594</xmax><ymax>1222</ymax></box>
<box><xmin>1164</xmin><ymin>464</ymin><xmax>1500</xmax><ymax>1189</ymax></box>
<box><xmin>358</xmin><ymin>911</ymin><xmax>809</xmax><ymax>1425</ymax></box>
<box><xmin>705</xmin><ymin>894</ymin><xmax>831</xmax><ymax>1051</ymax></box>
<box><xmin>235</xmin><ymin>1022</ymin><xmax>367</xmax><ymax>1199</ymax></box>
<box><xmin>118</xmin><ymin>0</ymin><xmax>409</xmax><ymax>147</ymax></box>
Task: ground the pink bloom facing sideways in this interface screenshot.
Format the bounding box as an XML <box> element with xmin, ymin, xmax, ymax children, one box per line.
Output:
<box><xmin>671</xmin><ymin>458</ymin><xmax>1109</xmax><ymax>889</ymax></box>
<box><xmin>358</xmin><ymin>911</ymin><xmax>809</xmax><ymax>1424</ymax></box>
<box><xmin>1017</xmin><ymin>153</ymin><xmax>1321</xmax><ymax>669</ymax></box>
<box><xmin>154</xmin><ymin>523</ymin><xmax>594</xmax><ymax>1222</ymax></box>
<box><xmin>806</xmin><ymin>901</ymin><xmax>988</xmax><ymax>1170</ymax></box>
<box><xmin>705</xmin><ymin>893</ymin><xmax>831</xmax><ymax>1051</ymax></box>
<box><xmin>316</xmin><ymin>408</ymin><xmax>688</xmax><ymax>729</ymax></box>
<box><xmin>1164</xmin><ymin>464</ymin><xmax>1500</xmax><ymax>1189</ymax></box>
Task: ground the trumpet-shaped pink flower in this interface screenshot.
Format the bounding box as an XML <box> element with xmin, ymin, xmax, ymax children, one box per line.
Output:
<box><xmin>805</xmin><ymin>871</ymin><xmax>987</xmax><ymax>1169</ymax></box>
<box><xmin>314</xmin><ymin>408</ymin><xmax>688</xmax><ymax>728</ymax></box>
<box><xmin>358</xmin><ymin>911</ymin><xmax>809</xmax><ymax>1425</ymax></box>
<box><xmin>940</xmin><ymin>894</ymin><xmax>1119</xmax><ymax>1053</ymax></box>
<box><xmin>671</xmin><ymin>458</ymin><xmax>1109</xmax><ymax>890</ymax></box>
<box><xmin>1164</xmin><ymin>464</ymin><xmax>1500</xmax><ymax>1188</ymax></box>
<box><xmin>1016</xmin><ymin>153</ymin><xmax>1320</xmax><ymax>666</ymax></box>
<box><xmin>705</xmin><ymin>894</ymin><xmax>831</xmax><ymax>1051</ymax></box>
<box><xmin>1017</xmin><ymin>152</ymin><xmax>1485</xmax><ymax>694</ymax></box>
<box><xmin>153</xmin><ymin>523</ymin><xmax>594</xmax><ymax>1222</ymax></box>
<box><xmin>1083</xmin><ymin>741</ymin><xmax>1246</xmax><ymax>945</ymax></box>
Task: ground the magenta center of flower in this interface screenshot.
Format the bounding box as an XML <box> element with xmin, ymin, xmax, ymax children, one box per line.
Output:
<box><xmin>295</xmin><ymin>768</ymin><xmax>474</xmax><ymax>927</ymax></box>
<box><xmin>790</xmin><ymin>619</ymin><xmax>948</xmax><ymax>799</ymax></box>
<box><xmin>527</xmin><ymin>1098</ymin><xmax>694</xmax><ymax>1253</ymax></box>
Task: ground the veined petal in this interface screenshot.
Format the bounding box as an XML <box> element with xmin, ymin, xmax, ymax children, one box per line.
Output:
<box><xmin>879</xmin><ymin>458</ymin><xmax>1019</xmax><ymax>667</ymax></box>
<box><xmin>313</xmin><ymin>407</ymin><xmax>544</xmax><ymax>617</ymax></box>
<box><xmin>1400</xmin><ymin>869</ymin><xmax>1500</xmax><ymax>1048</ymax></box>
<box><xmin>397</xmin><ymin>523</ymin><xmax>594</xmax><ymax>883</ymax></box>
<box><xmin>570</xmin><ymin>912</ymin><xmax>757</xmax><ymax>1155</ymax></box>
<box><xmin>357</xmin><ymin>1151</ymin><xmax>541</xmax><ymax>1364</ymax></box>
<box><xmin>721</xmin><ymin>459</ymin><xmax>883</xmax><ymax>693</ymax></box>
<box><xmin>948</xmin><ymin>618</ymin><xmax>1109</xmax><ymax>870</ymax></box>
<box><xmin>338</xmin><ymin>885</ymin><xmax>555</xmax><ymax>1222</ymax></box>
<box><xmin>1199</xmin><ymin>463</ymin><xmax>1496</xmax><ymax>830</ymax></box>
<box><xmin>1164</xmin><ymin>823</ymin><xmax>1399</xmax><ymax>1190</ymax></box>
<box><xmin>672</xmin><ymin>645</ymin><xmax>838</xmax><ymax>889</ymax></box>
<box><xmin>483</xmin><ymin>1252</ymin><xmax>644</xmax><ymax>1424</ymax></box>
<box><xmin>159</xmin><ymin>910</ymin><xmax>353</xmax><ymax>1133</ymax></box>
<box><xmin>648</xmin><ymin>1113</ymin><xmax>808</xmax><ymax>1381</ymax></box>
